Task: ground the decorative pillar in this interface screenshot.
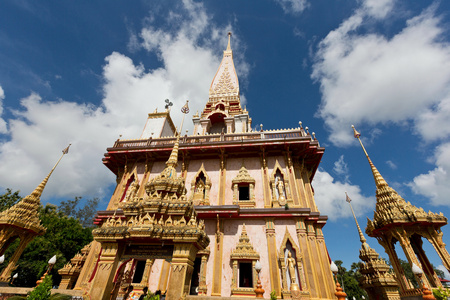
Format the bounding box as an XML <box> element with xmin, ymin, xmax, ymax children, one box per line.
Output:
<box><xmin>212</xmin><ymin>216</ymin><xmax>223</xmax><ymax>296</ymax></box>
<box><xmin>198</xmin><ymin>248</ymin><xmax>210</xmax><ymax>295</ymax></box>
<box><xmin>265</xmin><ymin>218</ymin><xmax>281</xmax><ymax>296</ymax></box>
<box><xmin>88</xmin><ymin>242</ymin><xmax>122</xmax><ymax>300</ymax></box>
<box><xmin>315</xmin><ymin>224</ymin><xmax>334</xmax><ymax>298</ymax></box>
<box><xmin>296</xmin><ymin>219</ymin><xmax>318</xmax><ymax>298</ymax></box>
<box><xmin>140</xmin><ymin>259</ymin><xmax>155</xmax><ymax>286</ymax></box>
<box><xmin>294</xmin><ymin>161</ymin><xmax>307</xmax><ymax>208</ymax></box>
<box><xmin>218</xmin><ymin>149</ymin><xmax>226</xmax><ymax>205</ymax></box>
<box><xmin>260</xmin><ymin>147</ymin><xmax>271</xmax><ymax>208</ymax></box>
<box><xmin>284</xmin><ymin>150</ymin><xmax>300</xmax><ymax>207</ymax></box>
<box><xmin>0</xmin><ymin>234</ymin><xmax>33</xmax><ymax>282</ymax></box>
<box><xmin>166</xmin><ymin>243</ymin><xmax>199</xmax><ymax>300</ymax></box>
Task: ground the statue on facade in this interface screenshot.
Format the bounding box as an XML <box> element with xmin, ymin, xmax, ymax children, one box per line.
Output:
<box><xmin>125</xmin><ymin>180</ymin><xmax>139</xmax><ymax>201</ymax></box>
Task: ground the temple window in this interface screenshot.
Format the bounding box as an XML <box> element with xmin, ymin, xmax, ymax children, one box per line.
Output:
<box><xmin>232</xmin><ymin>166</ymin><xmax>256</xmax><ymax>208</ymax></box>
<box><xmin>239</xmin><ymin>262</ymin><xmax>253</xmax><ymax>287</ymax></box>
<box><xmin>230</xmin><ymin>224</ymin><xmax>260</xmax><ymax>297</ymax></box>
<box><xmin>238</xmin><ymin>185</ymin><xmax>249</xmax><ymax>200</ymax></box>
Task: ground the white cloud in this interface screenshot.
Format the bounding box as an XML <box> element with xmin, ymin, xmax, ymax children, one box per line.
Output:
<box><xmin>312</xmin><ymin>4</ymin><xmax>450</xmax><ymax>146</ymax></box>
<box><xmin>0</xmin><ymin>86</ymin><xmax>7</xmax><ymax>134</ymax></box>
<box><xmin>313</xmin><ymin>169</ymin><xmax>375</xmax><ymax>221</ymax></box>
<box><xmin>0</xmin><ymin>1</ymin><xmax>250</xmax><ymax>200</ymax></box>
<box><xmin>437</xmin><ymin>265</ymin><xmax>450</xmax><ymax>279</ymax></box>
<box><xmin>275</xmin><ymin>0</ymin><xmax>309</xmax><ymax>14</ymax></box>
<box><xmin>409</xmin><ymin>142</ymin><xmax>450</xmax><ymax>206</ymax></box>
<box><xmin>386</xmin><ymin>160</ymin><xmax>397</xmax><ymax>170</ymax></box>
<box><xmin>333</xmin><ymin>155</ymin><xmax>349</xmax><ymax>182</ymax></box>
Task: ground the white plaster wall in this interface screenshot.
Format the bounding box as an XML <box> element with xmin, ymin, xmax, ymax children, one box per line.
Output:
<box><xmin>204</xmin><ymin>219</ymin><xmax>216</xmax><ymax>296</ymax></box>
<box><xmin>221</xmin><ymin>220</ymin><xmax>270</xmax><ymax>298</ymax></box>
<box><xmin>148</xmin><ymin>259</ymin><xmax>164</xmax><ymax>293</ymax></box>
<box><xmin>137</xmin><ymin>163</ymin><xmax>146</xmax><ymax>184</ymax></box>
<box><xmin>140</xmin><ymin>118</ymin><xmax>165</xmax><ymax>139</ymax></box>
<box><xmin>267</xmin><ymin>156</ymin><xmax>287</xmax><ymax>177</ymax></box>
<box><xmin>161</xmin><ymin>120</ymin><xmax>175</xmax><ymax>137</ymax></box>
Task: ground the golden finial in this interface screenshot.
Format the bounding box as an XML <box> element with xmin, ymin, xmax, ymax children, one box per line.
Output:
<box><xmin>352</xmin><ymin>125</ymin><xmax>388</xmax><ymax>189</ymax></box>
<box><xmin>346</xmin><ymin>192</ymin><xmax>367</xmax><ymax>245</ymax></box>
<box><xmin>32</xmin><ymin>144</ymin><xmax>71</xmax><ymax>198</ymax></box>
<box><xmin>227</xmin><ymin>32</ymin><xmax>232</xmax><ymax>51</ymax></box>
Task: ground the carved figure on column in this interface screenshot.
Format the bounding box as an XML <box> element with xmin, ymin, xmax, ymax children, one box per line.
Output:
<box><xmin>287</xmin><ymin>252</ymin><xmax>297</xmax><ymax>285</ymax></box>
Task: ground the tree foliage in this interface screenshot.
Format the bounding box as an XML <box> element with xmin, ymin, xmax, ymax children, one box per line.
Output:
<box><xmin>58</xmin><ymin>196</ymin><xmax>99</xmax><ymax>228</ymax></box>
<box><xmin>0</xmin><ymin>188</ymin><xmax>22</xmax><ymax>212</ymax></box>
<box><xmin>0</xmin><ymin>190</ymin><xmax>95</xmax><ymax>287</ymax></box>
<box><xmin>334</xmin><ymin>260</ymin><xmax>368</xmax><ymax>299</ymax></box>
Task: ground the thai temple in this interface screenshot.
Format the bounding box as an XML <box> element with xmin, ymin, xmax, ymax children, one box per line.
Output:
<box><xmin>1</xmin><ymin>32</ymin><xmax>449</xmax><ymax>300</ymax></box>
<box><xmin>56</xmin><ymin>33</ymin><xmax>336</xmax><ymax>300</ymax></box>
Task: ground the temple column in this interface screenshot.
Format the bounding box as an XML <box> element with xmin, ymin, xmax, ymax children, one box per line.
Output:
<box><xmin>379</xmin><ymin>236</ymin><xmax>410</xmax><ymax>292</ymax></box>
<box><xmin>302</xmin><ymin>170</ymin><xmax>317</xmax><ymax>212</ymax></box>
<box><xmin>140</xmin><ymin>259</ymin><xmax>155</xmax><ymax>286</ymax></box>
<box><xmin>284</xmin><ymin>151</ymin><xmax>299</xmax><ymax>206</ymax></box>
<box><xmin>265</xmin><ymin>218</ymin><xmax>281</xmax><ymax>296</ymax></box>
<box><xmin>295</xmin><ymin>219</ymin><xmax>316</xmax><ymax>297</ymax></box>
<box><xmin>74</xmin><ymin>241</ymin><xmax>101</xmax><ymax>290</ymax></box>
<box><xmin>88</xmin><ymin>242</ymin><xmax>122</xmax><ymax>300</ymax></box>
<box><xmin>260</xmin><ymin>147</ymin><xmax>272</xmax><ymax>208</ymax></box>
<box><xmin>394</xmin><ymin>229</ymin><xmax>432</xmax><ymax>289</ymax></box>
<box><xmin>158</xmin><ymin>260</ymin><xmax>171</xmax><ymax>291</ymax></box>
<box><xmin>218</xmin><ymin>149</ymin><xmax>226</xmax><ymax>205</ymax></box>
<box><xmin>198</xmin><ymin>248</ymin><xmax>210</xmax><ymax>295</ymax></box>
<box><xmin>294</xmin><ymin>163</ymin><xmax>307</xmax><ymax>208</ymax></box>
<box><xmin>0</xmin><ymin>234</ymin><xmax>34</xmax><ymax>282</ymax></box>
<box><xmin>166</xmin><ymin>243</ymin><xmax>198</xmax><ymax>300</ymax></box>
<box><xmin>315</xmin><ymin>225</ymin><xmax>334</xmax><ymax>298</ymax></box>
<box><xmin>427</xmin><ymin>229</ymin><xmax>450</xmax><ymax>272</ymax></box>
<box><xmin>305</xmin><ymin>221</ymin><xmax>325</xmax><ymax>298</ymax></box>
<box><xmin>211</xmin><ymin>216</ymin><xmax>223</xmax><ymax>296</ymax></box>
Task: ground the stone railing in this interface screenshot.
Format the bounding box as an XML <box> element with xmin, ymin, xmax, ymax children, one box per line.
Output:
<box><xmin>112</xmin><ymin>128</ymin><xmax>318</xmax><ymax>149</ymax></box>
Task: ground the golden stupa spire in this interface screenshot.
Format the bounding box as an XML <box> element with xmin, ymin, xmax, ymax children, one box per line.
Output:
<box><xmin>352</xmin><ymin>125</ymin><xmax>388</xmax><ymax>189</ymax></box>
<box><xmin>0</xmin><ymin>144</ymin><xmax>71</xmax><ymax>234</ymax></box>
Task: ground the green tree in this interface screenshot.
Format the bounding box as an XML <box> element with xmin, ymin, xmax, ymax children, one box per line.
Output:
<box><xmin>9</xmin><ymin>274</ymin><xmax>71</xmax><ymax>300</ymax></box>
<box><xmin>58</xmin><ymin>196</ymin><xmax>99</xmax><ymax>228</ymax></box>
<box><xmin>0</xmin><ymin>190</ymin><xmax>94</xmax><ymax>287</ymax></box>
<box><xmin>0</xmin><ymin>188</ymin><xmax>22</xmax><ymax>212</ymax></box>
<box><xmin>334</xmin><ymin>260</ymin><xmax>368</xmax><ymax>299</ymax></box>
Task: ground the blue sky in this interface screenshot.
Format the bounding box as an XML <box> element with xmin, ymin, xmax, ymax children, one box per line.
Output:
<box><xmin>1</xmin><ymin>0</ymin><xmax>450</xmax><ymax>274</ymax></box>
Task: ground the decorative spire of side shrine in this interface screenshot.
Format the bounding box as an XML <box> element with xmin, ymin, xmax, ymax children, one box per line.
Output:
<box><xmin>346</xmin><ymin>192</ymin><xmax>400</xmax><ymax>299</ymax></box>
<box><xmin>346</xmin><ymin>193</ymin><xmax>367</xmax><ymax>246</ymax></box>
<box><xmin>226</xmin><ymin>31</ymin><xmax>232</xmax><ymax>52</ymax></box>
<box><xmin>0</xmin><ymin>144</ymin><xmax>71</xmax><ymax>234</ymax></box>
<box><xmin>352</xmin><ymin>126</ymin><xmax>387</xmax><ymax>189</ymax></box>
<box><xmin>352</xmin><ymin>125</ymin><xmax>446</xmax><ymax>234</ymax></box>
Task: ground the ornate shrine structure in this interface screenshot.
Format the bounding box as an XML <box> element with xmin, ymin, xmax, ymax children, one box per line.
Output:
<box><xmin>353</xmin><ymin>126</ymin><xmax>450</xmax><ymax>298</ymax></box>
<box><xmin>61</xmin><ymin>33</ymin><xmax>336</xmax><ymax>300</ymax></box>
<box><xmin>0</xmin><ymin>146</ymin><xmax>69</xmax><ymax>285</ymax></box>
<box><xmin>347</xmin><ymin>193</ymin><xmax>399</xmax><ymax>300</ymax></box>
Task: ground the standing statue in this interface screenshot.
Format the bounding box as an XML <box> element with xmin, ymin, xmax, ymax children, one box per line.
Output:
<box><xmin>277</xmin><ymin>180</ymin><xmax>285</xmax><ymax>199</ymax></box>
<box><xmin>287</xmin><ymin>252</ymin><xmax>297</xmax><ymax>284</ymax></box>
<box><xmin>125</xmin><ymin>181</ymin><xmax>139</xmax><ymax>201</ymax></box>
